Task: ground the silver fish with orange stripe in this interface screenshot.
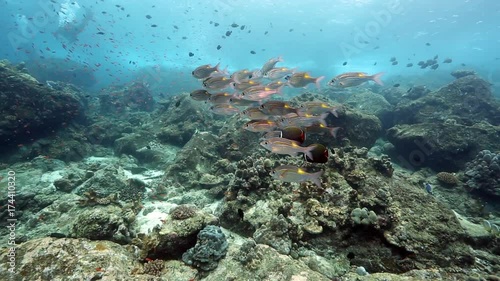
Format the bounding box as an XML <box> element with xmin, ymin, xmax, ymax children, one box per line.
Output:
<box><xmin>260</xmin><ymin>137</ymin><xmax>314</xmax><ymax>159</ymax></box>
<box><xmin>270</xmin><ymin>165</ymin><xmax>323</xmax><ymax>188</ymax></box>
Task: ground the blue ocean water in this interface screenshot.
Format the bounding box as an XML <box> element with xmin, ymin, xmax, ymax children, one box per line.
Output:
<box><xmin>1</xmin><ymin>0</ymin><xmax>499</xmax><ymax>94</ymax></box>
<box><xmin>1</xmin><ymin>1</ymin><xmax>500</xmax><ymax>280</ymax></box>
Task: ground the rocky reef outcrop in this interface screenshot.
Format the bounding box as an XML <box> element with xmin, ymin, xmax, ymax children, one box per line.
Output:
<box><xmin>387</xmin><ymin>75</ymin><xmax>500</xmax><ymax>171</ymax></box>
<box><xmin>0</xmin><ymin>60</ymin><xmax>84</xmax><ymax>151</ymax></box>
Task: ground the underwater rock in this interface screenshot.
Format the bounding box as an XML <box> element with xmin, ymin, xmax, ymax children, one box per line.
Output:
<box><xmin>451</xmin><ymin>69</ymin><xmax>477</xmax><ymax>79</ymax></box>
<box><xmin>156</xmin><ymin>92</ymin><xmax>215</xmax><ymax>146</ymax></box>
<box><xmin>75</xmin><ymin>164</ymin><xmax>145</xmax><ymax>201</ymax></box>
<box><xmin>138</xmin><ymin>207</ymin><xmax>217</xmax><ymax>260</ymax></box>
<box><xmin>253</xmin><ymin>214</ymin><xmax>292</xmax><ymax>255</ymax></box>
<box><xmin>70</xmin><ymin>205</ymin><xmax>133</xmax><ymax>244</ymax></box>
<box><xmin>325</xmin><ymin>89</ymin><xmax>394</xmax><ymax>129</ymax></box>
<box><xmin>182</xmin><ymin>225</ymin><xmax>228</xmax><ymax>271</ymax></box>
<box><xmin>387</xmin><ymin>121</ymin><xmax>500</xmax><ymax>171</ymax></box>
<box><xmin>163</xmin><ymin>130</ymin><xmax>220</xmax><ymax>185</ymax></box>
<box><xmin>335</xmin><ymin>107</ymin><xmax>383</xmax><ymax>148</ymax></box>
<box><xmin>99</xmin><ymin>82</ymin><xmax>155</xmax><ymax>114</ymax></box>
<box><xmin>0</xmin><ymin>238</ymin><xmax>137</xmax><ymax>281</ymax></box>
<box><xmin>393</xmin><ymin>75</ymin><xmax>500</xmax><ymax>126</ymax></box>
<box><xmin>0</xmin><ymin>61</ymin><xmax>84</xmax><ymax>150</ymax></box>
<box><xmin>404</xmin><ymin>85</ymin><xmax>431</xmax><ymax>100</ymax></box>
<box><xmin>464</xmin><ymin>150</ymin><xmax>500</xmax><ymax>197</ymax></box>
<box><xmin>206</xmin><ymin>243</ymin><xmax>332</xmax><ymax>281</ymax></box>
<box><xmin>381</xmin><ymin>87</ymin><xmax>408</xmax><ymax>106</ymax></box>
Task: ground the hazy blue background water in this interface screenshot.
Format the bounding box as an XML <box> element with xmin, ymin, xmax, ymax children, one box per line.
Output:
<box><xmin>1</xmin><ymin>0</ymin><xmax>499</xmax><ymax>94</ymax></box>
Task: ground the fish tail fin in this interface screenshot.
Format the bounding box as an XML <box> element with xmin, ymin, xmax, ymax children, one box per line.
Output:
<box><xmin>304</xmin><ymin>146</ymin><xmax>315</xmax><ymax>161</ymax></box>
<box><xmin>315</xmin><ymin>76</ymin><xmax>325</xmax><ymax>89</ymax></box>
<box><xmin>371</xmin><ymin>72</ymin><xmax>384</xmax><ymax>86</ymax></box>
<box><xmin>330</xmin><ymin>107</ymin><xmax>339</xmax><ymax>118</ymax></box>
<box><xmin>253</xmin><ymin>70</ymin><xmax>262</xmax><ymax>78</ymax></box>
<box><xmin>232</xmin><ymin>75</ymin><xmax>240</xmax><ymax>84</ymax></box>
<box><xmin>319</xmin><ymin>112</ymin><xmax>329</xmax><ymax>126</ymax></box>
<box><xmin>329</xmin><ymin>127</ymin><xmax>341</xmax><ymax>138</ymax></box>
<box><xmin>310</xmin><ymin>170</ymin><xmax>324</xmax><ymax>188</ymax></box>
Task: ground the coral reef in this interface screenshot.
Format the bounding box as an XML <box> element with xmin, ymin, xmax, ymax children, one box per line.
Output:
<box><xmin>99</xmin><ymin>82</ymin><xmax>155</xmax><ymax>114</ymax></box>
<box><xmin>70</xmin><ymin>205</ymin><xmax>134</xmax><ymax>244</ymax></box>
<box><xmin>464</xmin><ymin>150</ymin><xmax>500</xmax><ymax>197</ymax></box>
<box><xmin>350</xmin><ymin>207</ymin><xmax>378</xmax><ymax>225</ymax></box>
<box><xmin>156</xmin><ymin>93</ymin><xmax>215</xmax><ymax>146</ymax></box>
<box><xmin>137</xmin><ymin>207</ymin><xmax>218</xmax><ymax>260</ymax></box>
<box><xmin>451</xmin><ymin>69</ymin><xmax>477</xmax><ymax>79</ymax></box>
<box><xmin>182</xmin><ymin>225</ymin><xmax>228</xmax><ymax>271</ymax></box>
<box><xmin>387</xmin><ymin>75</ymin><xmax>500</xmax><ymax>170</ymax></box>
<box><xmin>436</xmin><ymin>172</ymin><xmax>459</xmax><ymax>186</ymax></box>
<box><xmin>77</xmin><ymin>189</ymin><xmax>120</xmax><ymax>206</ymax></box>
<box><xmin>142</xmin><ymin>259</ymin><xmax>165</xmax><ymax>276</ymax></box>
<box><xmin>0</xmin><ymin>60</ymin><xmax>84</xmax><ymax>150</ymax></box>
<box><xmin>170</xmin><ymin>204</ymin><xmax>198</xmax><ymax>220</ymax></box>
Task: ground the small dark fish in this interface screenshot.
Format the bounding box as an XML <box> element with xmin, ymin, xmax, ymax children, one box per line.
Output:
<box><xmin>433</xmin><ymin>55</ymin><xmax>438</xmax><ymax>60</ymax></box>
<box><xmin>146</xmin><ymin>15</ymin><xmax>152</xmax><ymax>19</ymax></box>
<box><xmin>443</xmin><ymin>58</ymin><xmax>452</xmax><ymax>63</ymax></box>
<box><xmin>407</xmin><ymin>87</ymin><xmax>412</xmax><ymax>93</ymax></box>
<box><xmin>342</xmin><ymin>61</ymin><xmax>347</xmax><ymax>66</ymax></box>
<box><xmin>304</xmin><ymin>143</ymin><xmax>329</xmax><ymax>164</ymax></box>
<box><xmin>417</xmin><ymin>61</ymin><xmax>425</xmax><ymax>66</ymax></box>
<box><xmin>225</xmin><ymin>30</ymin><xmax>232</xmax><ymax>36</ymax></box>
<box><xmin>393</xmin><ymin>83</ymin><xmax>400</xmax><ymax>87</ymax></box>
<box><xmin>96</xmin><ymin>32</ymin><xmax>105</xmax><ymax>35</ymax></box>
<box><xmin>151</xmin><ymin>24</ymin><xmax>157</xmax><ymax>27</ymax></box>
<box><xmin>189</xmin><ymin>52</ymin><xmax>194</xmax><ymax>57</ymax></box>
<box><xmin>391</xmin><ymin>61</ymin><xmax>398</xmax><ymax>65</ymax></box>
<box><xmin>237</xmin><ymin>209</ymin><xmax>244</xmax><ymax>220</ymax></box>
<box><xmin>231</xmin><ymin>23</ymin><xmax>239</xmax><ymax>28</ymax></box>
<box><xmin>216</xmin><ymin>45</ymin><xmax>221</xmax><ymax>50</ymax></box>
<box><xmin>425</xmin><ymin>42</ymin><xmax>431</xmax><ymax>46</ymax></box>
<box><xmin>214</xmin><ymin>22</ymin><xmax>219</xmax><ymax>26</ymax></box>
<box><xmin>373</xmin><ymin>62</ymin><xmax>377</xmax><ymax>65</ymax></box>
<box><xmin>240</xmin><ymin>25</ymin><xmax>245</xmax><ymax>30</ymax></box>
<box><xmin>390</xmin><ymin>57</ymin><xmax>396</xmax><ymax>62</ymax></box>
<box><xmin>250</xmin><ymin>50</ymin><xmax>256</xmax><ymax>54</ymax></box>
<box><xmin>461</xmin><ymin>63</ymin><xmax>466</xmax><ymax>66</ymax></box>
<box><xmin>406</xmin><ymin>63</ymin><xmax>413</xmax><ymax>67</ymax></box>
<box><xmin>289</xmin><ymin>28</ymin><xmax>294</xmax><ymax>32</ymax></box>
<box><xmin>264</xmin><ymin>31</ymin><xmax>268</xmax><ymax>35</ymax></box>
<box><xmin>431</xmin><ymin>64</ymin><xmax>439</xmax><ymax>70</ymax></box>
<box><xmin>49</xmin><ymin>233</ymin><xmax>67</xmax><ymax>238</ymax></box>
<box><xmin>173</xmin><ymin>25</ymin><xmax>179</xmax><ymax>29</ymax></box>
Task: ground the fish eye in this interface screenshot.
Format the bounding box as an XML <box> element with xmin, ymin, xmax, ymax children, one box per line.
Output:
<box><xmin>192</xmin><ymin>71</ymin><xmax>195</xmax><ymax>75</ymax></box>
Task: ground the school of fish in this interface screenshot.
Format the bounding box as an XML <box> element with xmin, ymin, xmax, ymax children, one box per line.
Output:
<box><xmin>190</xmin><ymin>57</ymin><xmax>384</xmax><ymax>188</ymax></box>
